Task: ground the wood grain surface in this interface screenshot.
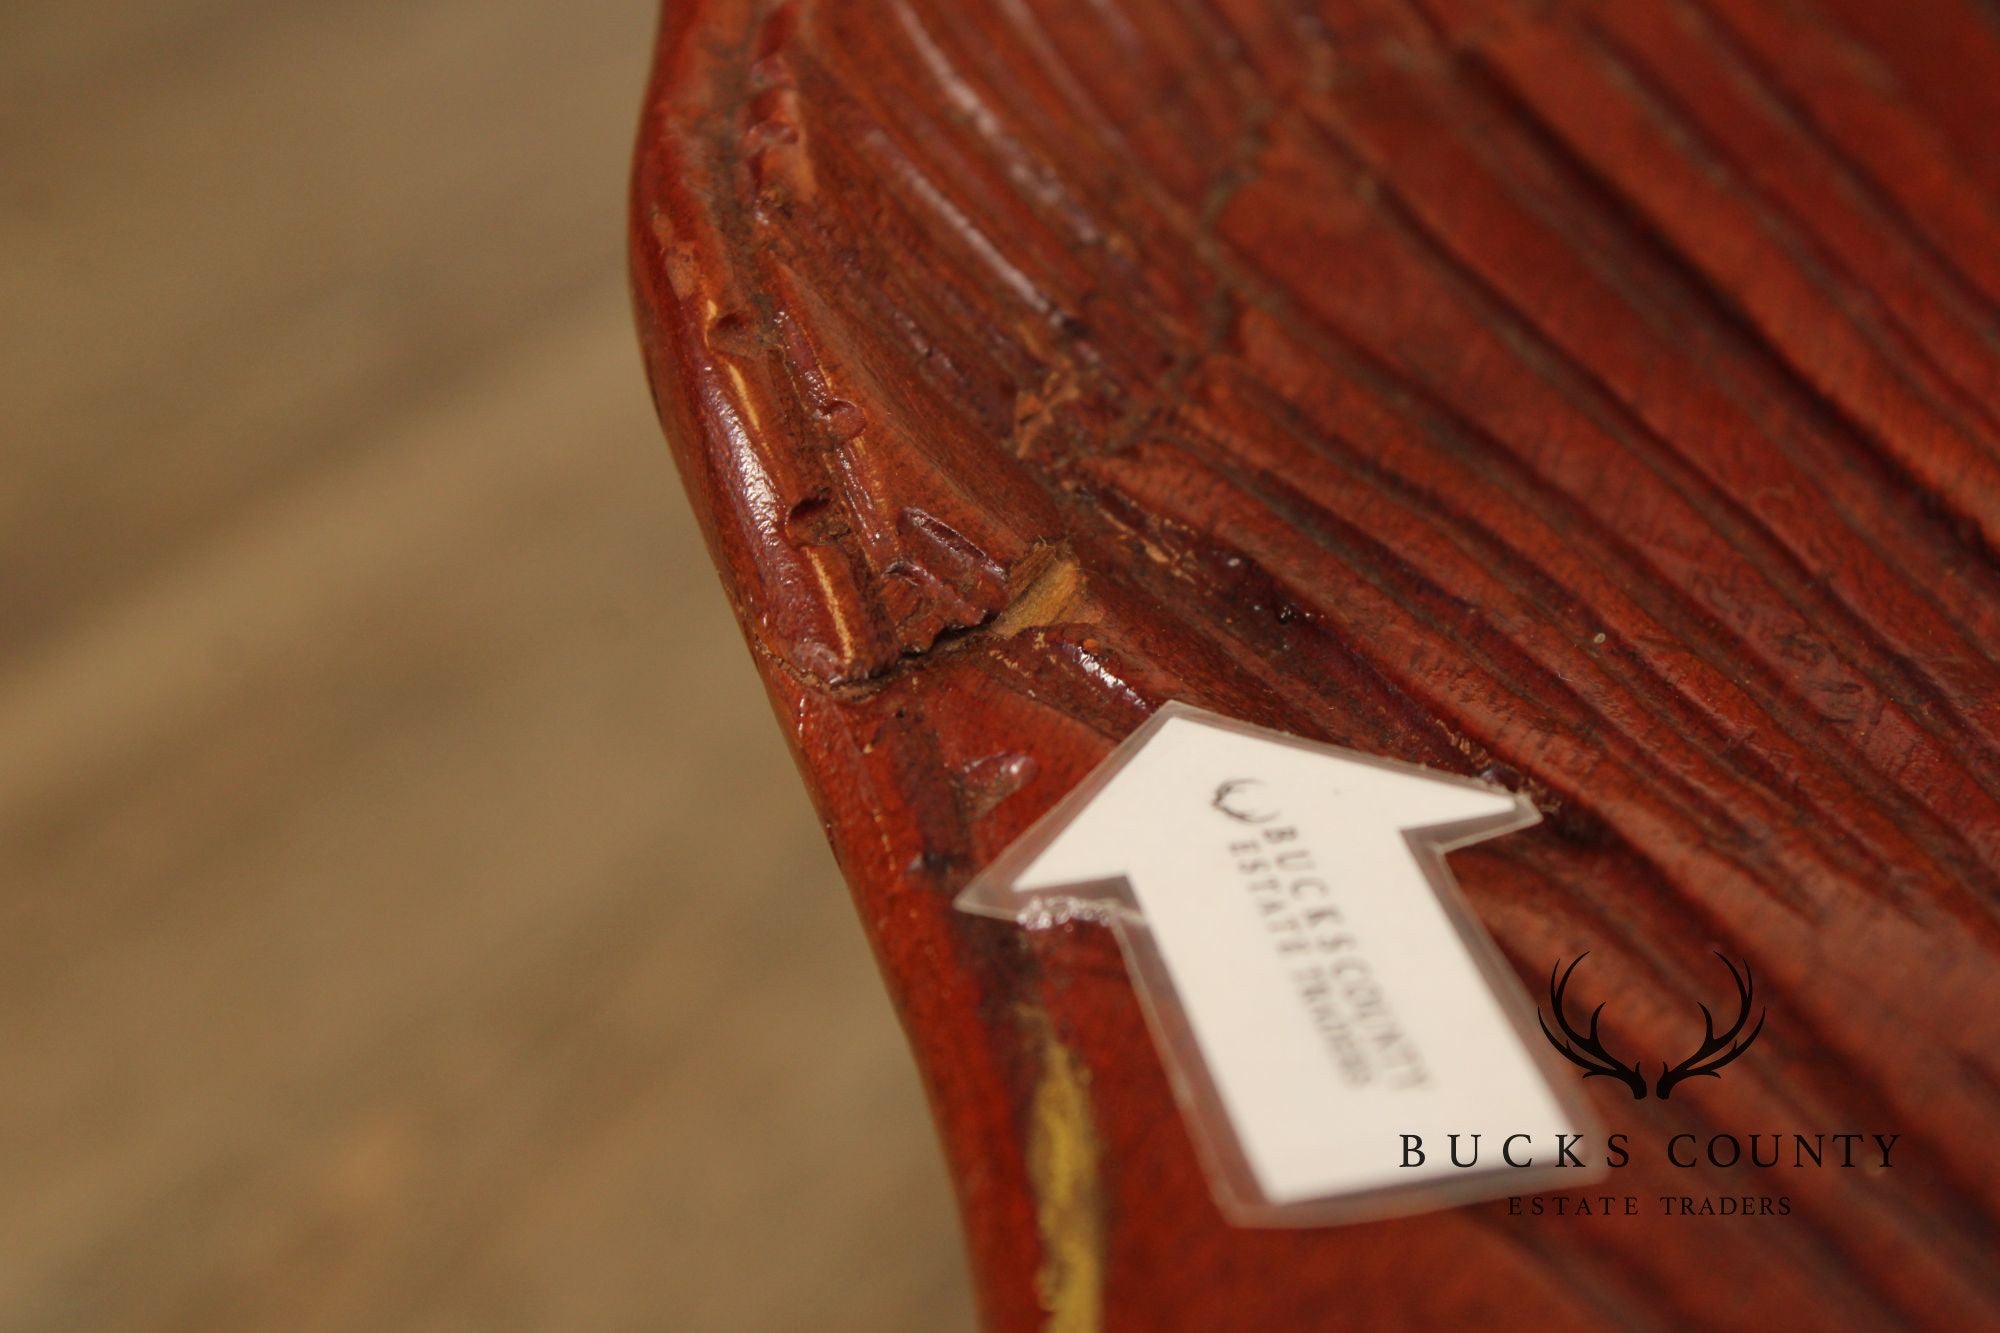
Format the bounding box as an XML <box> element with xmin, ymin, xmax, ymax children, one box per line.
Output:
<box><xmin>1</xmin><ymin>2</ymin><xmax>972</xmax><ymax>1328</ymax></box>
<box><xmin>632</xmin><ymin>1</ymin><xmax>2000</xmax><ymax>1328</ymax></box>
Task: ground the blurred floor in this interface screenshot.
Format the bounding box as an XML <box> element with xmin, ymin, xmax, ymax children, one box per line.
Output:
<box><xmin>0</xmin><ymin>2</ymin><xmax>973</xmax><ymax>1328</ymax></box>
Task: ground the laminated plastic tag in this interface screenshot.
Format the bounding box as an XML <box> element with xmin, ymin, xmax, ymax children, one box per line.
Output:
<box><xmin>956</xmin><ymin>701</ymin><xmax>1603</xmax><ymax>1226</ymax></box>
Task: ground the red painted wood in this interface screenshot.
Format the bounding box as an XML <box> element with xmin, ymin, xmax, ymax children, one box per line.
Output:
<box><xmin>631</xmin><ymin>2</ymin><xmax>2000</xmax><ymax>1326</ymax></box>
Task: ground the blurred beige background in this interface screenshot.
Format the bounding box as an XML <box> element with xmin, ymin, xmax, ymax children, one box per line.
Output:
<box><xmin>0</xmin><ymin>2</ymin><xmax>972</xmax><ymax>1328</ymax></box>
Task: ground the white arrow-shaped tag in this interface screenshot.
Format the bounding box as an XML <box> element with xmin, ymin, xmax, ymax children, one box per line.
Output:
<box><xmin>957</xmin><ymin>702</ymin><xmax>1601</xmax><ymax>1226</ymax></box>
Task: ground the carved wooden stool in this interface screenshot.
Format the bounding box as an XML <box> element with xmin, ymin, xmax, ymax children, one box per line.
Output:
<box><xmin>632</xmin><ymin>2</ymin><xmax>2000</xmax><ymax>1326</ymax></box>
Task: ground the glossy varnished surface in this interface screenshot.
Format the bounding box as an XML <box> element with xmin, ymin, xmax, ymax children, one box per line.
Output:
<box><xmin>632</xmin><ymin>1</ymin><xmax>2000</xmax><ymax>1327</ymax></box>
